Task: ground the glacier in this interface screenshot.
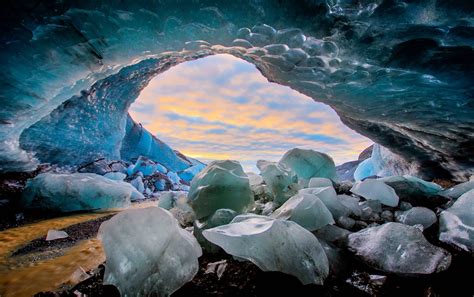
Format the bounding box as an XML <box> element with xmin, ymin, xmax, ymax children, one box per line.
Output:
<box><xmin>0</xmin><ymin>0</ymin><xmax>472</xmax><ymax>182</ymax></box>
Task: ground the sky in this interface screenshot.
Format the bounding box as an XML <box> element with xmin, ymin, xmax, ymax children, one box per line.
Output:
<box><xmin>129</xmin><ymin>54</ymin><xmax>372</xmax><ymax>172</ymax></box>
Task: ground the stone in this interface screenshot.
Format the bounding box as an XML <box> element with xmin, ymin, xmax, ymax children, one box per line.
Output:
<box><xmin>396</xmin><ymin>207</ymin><xmax>437</xmax><ymax>229</ymax></box>
<box><xmin>98</xmin><ymin>207</ymin><xmax>202</xmax><ymax>296</ymax></box>
<box><xmin>351</xmin><ymin>179</ymin><xmax>399</xmax><ymax>207</ymax></box>
<box><xmin>271</xmin><ymin>193</ymin><xmax>335</xmax><ymax>231</ymax></box>
<box><xmin>439</xmin><ymin>189</ymin><xmax>474</xmax><ymax>252</ymax></box>
<box><xmin>188</xmin><ymin>160</ymin><xmax>254</xmax><ymax>219</ymax></box>
<box><xmin>348</xmin><ymin>223</ymin><xmax>451</xmax><ymax>275</ymax></box>
<box><xmin>279</xmin><ymin>148</ymin><xmax>336</xmax><ymax>182</ymax></box>
<box><xmin>22</xmin><ymin>173</ymin><xmax>139</xmax><ymax>212</ymax></box>
<box><xmin>203</xmin><ymin>215</ymin><xmax>329</xmax><ymax>285</ymax></box>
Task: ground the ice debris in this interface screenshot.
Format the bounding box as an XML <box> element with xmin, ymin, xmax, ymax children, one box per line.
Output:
<box><xmin>22</xmin><ymin>173</ymin><xmax>140</xmax><ymax>212</ymax></box>
<box><xmin>46</xmin><ymin>229</ymin><xmax>69</xmax><ymax>241</ymax></box>
<box><xmin>98</xmin><ymin>207</ymin><xmax>202</xmax><ymax>296</ymax></box>
<box><xmin>396</xmin><ymin>207</ymin><xmax>437</xmax><ymax>229</ymax></box>
<box><xmin>257</xmin><ymin>160</ymin><xmax>298</xmax><ymax>204</ymax></box>
<box><xmin>271</xmin><ymin>193</ymin><xmax>334</xmax><ymax>231</ymax></box>
<box><xmin>188</xmin><ymin>160</ymin><xmax>254</xmax><ymax>219</ymax></box>
<box><xmin>351</xmin><ymin>179</ymin><xmax>399</xmax><ymax>207</ymax></box>
<box><xmin>439</xmin><ymin>189</ymin><xmax>474</xmax><ymax>252</ymax></box>
<box><xmin>348</xmin><ymin>223</ymin><xmax>451</xmax><ymax>275</ymax></box>
<box><xmin>104</xmin><ymin>172</ymin><xmax>127</xmax><ymax>181</ymax></box>
<box><xmin>194</xmin><ymin>208</ymin><xmax>238</xmax><ymax>253</ymax></box>
<box><xmin>439</xmin><ymin>181</ymin><xmax>474</xmax><ymax>200</ymax></box>
<box><xmin>203</xmin><ymin>215</ymin><xmax>329</xmax><ymax>285</ymax></box>
<box><xmin>279</xmin><ymin>148</ymin><xmax>336</xmax><ymax>182</ymax></box>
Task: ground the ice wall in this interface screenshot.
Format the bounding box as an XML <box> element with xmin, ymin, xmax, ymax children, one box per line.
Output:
<box><xmin>1</xmin><ymin>0</ymin><xmax>473</xmax><ymax>180</ymax></box>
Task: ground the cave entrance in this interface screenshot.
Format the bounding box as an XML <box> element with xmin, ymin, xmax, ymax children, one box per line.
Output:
<box><xmin>129</xmin><ymin>54</ymin><xmax>372</xmax><ymax>172</ymax></box>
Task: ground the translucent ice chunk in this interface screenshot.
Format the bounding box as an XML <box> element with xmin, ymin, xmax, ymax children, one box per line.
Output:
<box><xmin>203</xmin><ymin>215</ymin><xmax>329</xmax><ymax>285</ymax></box>
<box><xmin>22</xmin><ymin>173</ymin><xmax>138</xmax><ymax>212</ymax></box>
<box><xmin>98</xmin><ymin>207</ymin><xmax>202</xmax><ymax>296</ymax></box>
<box><xmin>300</xmin><ymin>187</ymin><xmax>352</xmax><ymax>219</ymax></box>
<box><xmin>271</xmin><ymin>193</ymin><xmax>334</xmax><ymax>231</ymax></box>
<box><xmin>104</xmin><ymin>172</ymin><xmax>127</xmax><ymax>181</ymax></box>
<box><xmin>194</xmin><ymin>208</ymin><xmax>238</xmax><ymax>253</ymax></box>
<box><xmin>439</xmin><ymin>189</ymin><xmax>474</xmax><ymax>252</ymax></box>
<box><xmin>178</xmin><ymin>163</ymin><xmax>205</xmax><ymax>183</ymax></box>
<box><xmin>279</xmin><ymin>148</ymin><xmax>336</xmax><ymax>182</ymax></box>
<box><xmin>129</xmin><ymin>156</ymin><xmax>159</xmax><ymax>176</ymax></box>
<box><xmin>351</xmin><ymin>179</ymin><xmax>399</xmax><ymax>207</ymax></box>
<box><xmin>439</xmin><ymin>181</ymin><xmax>474</xmax><ymax>200</ymax></box>
<box><xmin>46</xmin><ymin>230</ymin><xmax>68</xmax><ymax>241</ymax></box>
<box><xmin>188</xmin><ymin>160</ymin><xmax>254</xmax><ymax>219</ymax></box>
<box><xmin>348</xmin><ymin>223</ymin><xmax>451</xmax><ymax>275</ymax></box>
<box><xmin>396</xmin><ymin>207</ymin><xmax>437</xmax><ymax>229</ymax></box>
<box><xmin>257</xmin><ymin>160</ymin><xmax>298</xmax><ymax>205</ymax></box>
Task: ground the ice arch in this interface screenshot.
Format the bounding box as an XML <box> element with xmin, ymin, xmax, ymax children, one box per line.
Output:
<box><xmin>1</xmin><ymin>0</ymin><xmax>473</xmax><ymax>180</ymax></box>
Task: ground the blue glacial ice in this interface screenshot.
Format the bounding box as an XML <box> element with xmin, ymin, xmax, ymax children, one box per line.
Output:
<box><xmin>1</xmin><ymin>1</ymin><xmax>473</xmax><ymax>182</ymax></box>
<box><xmin>22</xmin><ymin>173</ymin><xmax>142</xmax><ymax>212</ymax></box>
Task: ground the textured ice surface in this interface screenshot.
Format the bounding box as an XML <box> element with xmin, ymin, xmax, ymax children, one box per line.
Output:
<box><xmin>203</xmin><ymin>215</ymin><xmax>329</xmax><ymax>285</ymax></box>
<box><xmin>271</xmin><ymin>193</ymin><xmax>334</xmax><ymax>231</ymax></box>
<box><xmin>98</xmin><ymin>207</ymin><xmax>202</xmax><ymax>296</ymax></box>
<box><xmin>439</xmin><ymin>189</ymin><xmax>474</xmax><ymax>252</ymax></box>
<box><xmin>396</xmin><ymin>207</ymin><xmax>437</xmax><ymax>229</ymax></box>
<box><xmin>351</xmin><ymin>179</ymin><xmax>399</xmax><ymax>207</ymax></box>
<box><xmin>279</xmin><ymin>148</ymin><xmax>336</xmax><ymax>182</ymax></box>
<box><xmin>1</xmin><ymin>1</ymin><xmax>473</xmax><ymax>182</ymax></box>
<box><xmin>22</xmin><ymin>173</ymin><xmax>139</xmax><ymax>212</ymax></box>
<box><xmin>194</xmin><ymin>209</ymin><xmax>238</xmax><ymax>253</ymax></box>
<box><xmin>257</xmin><ymin>160</ymin><xmax>298</xmax><ymax>204</ymax></box>
<box><xmin>348</xmin><ymin>223</ymin><xmax>451</xmax><ymax>275</ymax></box>
<box><xmin>188</xmin><ymin>160</ymin><xmax>253</xmax><ymax>219</ymax></box>
<box><xmin>439</xmin><ymin>181</ymin><xmax>474</xmax><ymax>200</ymax></box>
<box><xmin>337</xmin><ymin>194</ymin><xmax>362</xmax><ymax>217</ymax></box>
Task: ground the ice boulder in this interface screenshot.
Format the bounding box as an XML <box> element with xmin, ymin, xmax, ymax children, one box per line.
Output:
<box><xmin>351</xmin><ymin>179</ymin><xmax>399</xmax><ymax>207</ymax></box>
<box><xmin>203</xmin><ymin>215</ymin><xmax>329</xmax><ymax>285</ymax></box>
<box><xmin>128</xmin><ymin>156</ymin><xmax>163</xmax><ymax>176</ymax></box>
<box><xmin>279</xmin><ymin>148</ymin><xmax>336</xmax><ymax>182</ymax></box>
<box><xmin>194</xmin><ymin>208</ymin><xmax>238</xmax><ymax>253</ymax></box>
<box><xmin>308</xmin><ymin>177</ymin><xmax>333</xmax><ymax>188</ymax></box>
<box><xmin>103</xmin><ymin>172</ymin><xmax>127</xmax><ymax>181</ymax></box>
<box><xmin>439</xmin><ymin>181</ymin><xmax>474</xmax><ymax>200</ymax></box>
<box><xmin>271</xmin><ymin>193</ymin><xmax>335</xmax><ymax>231</ymax></box>
<box><xmin>257</xmin><ymin>160</ymin><xmax>298</xmax><ymax>204</ymax></box>
<box><xmin>98</xmin><ymin>208</ymin><xmax>202</xmax><ymax>296</ymax></box>
<box><xmin>439</xmin><ymin>189</ymin><xmax>474</xmax><ymax>252</ymax></box>
<box><xmin>22</xmin><ymin>173</ymin><xmax>141</xmax><ymax>212</ymax></box>
<box><xmin>348</xmin><ymin>223</ymin><xmax>451</xmax><ymax>275</ymax></box>
<box><xmin>396</xmin><ymin>207</ymin><xmax>437</xmax><ymax>229</ymax></box>
<box><xmin>380</xmin><ymin>175</ymin><xmax>446</xmax><ymax>207</ymax></box>
<box><xmin>188</xmin><ymin>160</ymin><xmax>254</xmax><ymax>219</ymax></box>
<box><xmin>300</xmin><ymin>187</ymin><xmax>352</xmax><ymax>220</ymax></box>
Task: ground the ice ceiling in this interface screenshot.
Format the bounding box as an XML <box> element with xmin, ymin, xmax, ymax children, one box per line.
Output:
<box><xmin>1</xmin><ymin>0</ymin><xmax>473</xmax><ymax>180</ymax></box>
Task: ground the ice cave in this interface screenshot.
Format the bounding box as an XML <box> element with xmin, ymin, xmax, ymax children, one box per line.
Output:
<box><xmin>0</xmin><ymin>0</ymin><xmax>473</xmax><ymax>296</ymax></box>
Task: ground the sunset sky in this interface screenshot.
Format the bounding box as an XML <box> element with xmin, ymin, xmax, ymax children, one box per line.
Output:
<box><xmin>129</xmin><ymin>54</ymin><xmax>372</xmax><ymax>172</ymax></box>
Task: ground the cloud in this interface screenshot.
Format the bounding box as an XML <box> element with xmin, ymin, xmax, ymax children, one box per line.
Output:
<box><xmin>129</xmin><ymin>54</ymin><xmax>373</xmax><ymax>172</ymax></box>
